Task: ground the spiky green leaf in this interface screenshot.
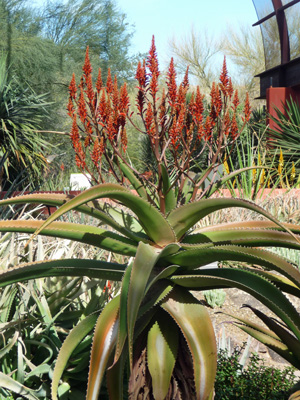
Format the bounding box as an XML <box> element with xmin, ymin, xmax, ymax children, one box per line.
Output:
<box><xmin>29</xmin><ymin>184</ymin><xmax>175</xmax><ymax>246</ymax></box>
<box><xmin>161</xmin><ymin>286</ymin><xmax>216</xmax><ymax>400</ymax></box>
<box><xmin>147</xmin><ymin>314</ymin><xmax>178</xmax><ymax>400</ymax></box>
<box><xmin>86</xmin><ymin>296</ymin><xmax>120</xmax><ymax>400</ymax></box>
<box><xmin>52</xmin><ymin>314</ymin><xmax>98</xmax><ymax>400</ymax></box>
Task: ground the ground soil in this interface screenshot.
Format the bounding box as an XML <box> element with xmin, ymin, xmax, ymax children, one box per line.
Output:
<box><xmin>194</xmin><ymin>287</ymin><xmax>300</xmax><ymax>377</ymax></box>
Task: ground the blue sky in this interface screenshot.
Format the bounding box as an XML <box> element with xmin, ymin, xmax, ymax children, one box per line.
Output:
<box><xmin>117</xmin><ymin>0</ymin><xmax>258</xmax><ymax>67</ymax></box>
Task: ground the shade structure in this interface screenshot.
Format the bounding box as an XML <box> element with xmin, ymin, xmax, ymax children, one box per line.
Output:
<box><xmin>252</xmin><ymin>0</ymin><xmax>300</xmax><ymax>98</ymax></box>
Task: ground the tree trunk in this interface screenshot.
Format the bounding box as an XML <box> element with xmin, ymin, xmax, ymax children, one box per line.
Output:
<box><xmin>128</xmin><ymin>336</ymin><xmax>197</xmax><ymax>400</ymax></box>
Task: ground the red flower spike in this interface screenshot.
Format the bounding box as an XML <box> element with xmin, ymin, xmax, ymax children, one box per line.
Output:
<box><xmin>60</xmin><ymin>163</ymin><xmax>64</xmax><ymax>171</ymax></box>
<box><xmin>176</xmin><ymin>85</ymin><xmax>186</xmax><ymax>112</ymax></box>
<box><xmin>119</xmin><ymin>83</ymin><xmax>129</xmax><ymax>114</ymax></box>
<box><xmin>230</xmin><ymin>114</ymin><xmax>239</xmax><ymax>140</ymax></box>
<box><xmin>70</xmin><ymin>115</ymin><xmax>80</xmax><ymax>147</ymax></box>
<box><xmin>67</xmin><ymin>96</ymin><xmax>75</xmax><ymax>117</ymax></box>
<box><xmin>219</xmin><ymin>56</ymin><xmax>229</xmax><ymax>96</ymax></box>
<box><xmin>75</xmin><ymin>143</ymin><xmax>86</xmax><ymax>169</ymax></box>
<box><xmin>181</xmin><ymin>66</ymin><xmax>189</xmax><ymax>90</ymax></box>
<box><xmin>147</xmin><ymin>36</ymin><xmax>160</xmax><ymax>96</ymax></box>
<box><xmin>83</xmin><ymin>46</ymin><xmax>92</xmax><ymax>78</ymax></box>
<box><xmin>86</xmin><ymin>73</ymin><xmax>94</xmax><ymax>103</ymax></box>
<box><xmin>69</xmin><ymin>73</ymin><xmax>77</xmax><ymax>99</ymax></box>
<box><xmin>106</xmin><ymin>68</ymin><xmax>113</xmax><ymax>94</ymax></box>
<box><xmin>121</xmin><ymin>127</ymin><xmax>128</xmax><ymax>152</ymax></box>
<box><xmin>192</xmin><ymin>87</ymin><xmax>204</xmax><ymax>126</ymax></box>
<box><xmin>145</xmin><ymin>102</ymin><xmax>155</xmax><ymax>142</ymax></box>
<box><xmin>228</xmin><ymin>78</ymin><xmax>234</xmax><ymax>98</ymax></box>
<box><xmin>197</xmin><ymin>124</ymin><xmax>204</xmax><ymax>142</ymax></box>
<box><xmin>147</xmin><ymin>36</ymin><xmax>160</xmax><ymax>79</ymax></box>
<box><xmin>78</xmin><ymin>88</ymin><xmax>87</xmax><ymax>124</ymax></box>
<box><xmin>170</xmin><ymin>105</ymin><xmax>185</xmax><ymax>150</ymax></box>
<box><xmin>91</xmin><ymin>137</ymin><xmax>103</xmax><ymax>166</ymax></box>
<box><xmin>107</xmin><ymin>115</ymin><xmax>116</xmax><ymax>143</ymax></box>
<box><xmin>159</xmin><ymin>88</ymin><xmax>166</xmax><ymax>124</ymax></box>
<box><xmin>84</xmin><ymin>134</ymin><xmax>91</xmax><ymax>148</ymax></box>
<box><xmin>135</xmin><ymin>60</ymin><xmax>147</xmax><ymax>87</ymax></box>
<box><xmin>167</xmin><ymin>58</ymin><xmax>177</xmax><ymax>108</ymax></box>
<box><xmin>224</xmin><ymin>112</ymin><xmax>231</xmax><ymax>136</ymax></box>
<box><xmin>204</xmin><ymin>115</ymin><xmax>213</xmax><ymax>141</ymax></box>
<box><xmin>96</xmin><ymin>68</ymin><xmax>103</xmax><ymax>93</ymax></box>
<box><xmin>232</xmin><ymin>90</ymin><xmax>240</xmax><ymax>110</ymax></box>
<box><xmin>244</xmin><ymin>92</ymin><xmax>251</xmax><ymax>122</ymax></box>
<box><xmin>210</xmin><ymin>82</ymin><xmax>222</xmax><ymax>122</ymax></box>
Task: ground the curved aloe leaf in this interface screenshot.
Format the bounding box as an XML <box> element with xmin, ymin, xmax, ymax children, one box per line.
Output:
<box><xmin>289</xmin><ymin>390</ymin><xmax>300</xmax><ymax>400</ymax></box>
<box><xmin>30</xmin><ymin>184</ymin><xmax>175</xmax><ymax>246</ymax></box>
<box><xmin>114</xmin><ymin>261</ymin><xmax>133</xmax><ymax>364</ymax></box>
<box><xmin>0</xmin><ymin>193</ymin><xmax>145</xmax><ymax>243</ymax></box>
<box><xmin>107</xmin><ymin>348</ymin><xmax>127</xmax><ymax>400</ymax></box>
<box><xmin>165</xmin><ymin>245</ymin><xmax>300</xmax><ymax>288</ymax></box>
<box><xmin>234</xmin><ymin>324</ymin><xmax>300</xmax><ymax>367</ymax></box>
<box><xmin>127</xmin><ymin>242</ymin><xmax>161</xmax><ymax>368</ymax></box>
<box><xmin>0</xmin><ymin>331</ymin><xmax>19</xmax><ymax>358</ymax></box>
<box><xmin>0</xmin><ymin>372</ymin><xmax>39</xmax><ymax>400</ymax></box>
<box><xmin>52</xmin><ymin>314</ymin><xmax>98</xmax><ymax>400</ymax></box>
<box><xmin>118</xmin><ymin>160</ymin><xmax>149</xmax><ymax>201</ymax></box>
<box><xmin>242</xmin><ymin>305</ymin><xmax>300</xmax><ymax>361</ymax></box>
<box><xmin>245</xmin><ymin>268</ymin><xmax>300</xmax><ymax>298</ymax></box>
<box><xmin>0</xmin><ymin>259</ymin><xmax>126</xmax><ymax>288</ymax></box>
<box><xmin>196</xmin><ymin>220</ymin><xmax>300</xmax><ymax>233</ymax></box>
<box><xmin>167</xmin><ymin>197</ymin><xmax>298</xmax><ymax>241</ymax></box>
<box><xmin>161</xmin><ymin>286</ymin><xmax>216</xmax><ymax>400</ymax></box>
<box><xmin>0</xmin><ymin>220</ymin><xmax>138</xmax><ymax>256</ymax></box>
<box><xmin>147</xmin><ymin>314</ymin><xmax>179</xmax><ymax>400</ymax></box>
<box><xmin>170</xmin><ymin>268</ymin><xmax>300</xmax><ymax>340</ymax></box>
<box><xmin>161</xmin><ymin>163</ymin><xmax>176</xmax><ymax>214</ymax></box>
<box><xmin>182</xmin><ymin>229</ymin><xmax>300</xmax><ymax>250</ymax></box>
<box><xmin>205</xmin><ymin>166</ymin><xmax>267</xmax><ymax>197</ymax></box>
<box><xmin>86</xmin><ymin>296</ymin><xmax>120</xmax><ymax>400</ymax></box>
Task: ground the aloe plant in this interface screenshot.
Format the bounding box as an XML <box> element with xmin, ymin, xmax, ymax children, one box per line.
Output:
<box><xmin>1</xmin><ymin>39</ymin><xmax>300</xmax><ymax>400</ymax></box>
<box><xmin>2</xmin><ymin>187</ymin><xmax>300</xmax><ymax>399</ymax></box>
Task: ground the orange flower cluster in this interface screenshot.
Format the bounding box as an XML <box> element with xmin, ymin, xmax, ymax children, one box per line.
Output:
<box><xmin>67</xmin><ymin>46</ymin><xmax>129</xmax><ymax>179</ymax></box>
<box><xmin>68</xmin><ymin>38</ymin><xmax>251</xmax><ymax>186</ymax></box>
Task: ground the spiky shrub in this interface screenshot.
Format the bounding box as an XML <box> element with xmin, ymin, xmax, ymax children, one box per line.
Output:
<box><xmin>1</xmin><ymin>39</ymin><xmax>300</xmax><ymax>400</ymax></box>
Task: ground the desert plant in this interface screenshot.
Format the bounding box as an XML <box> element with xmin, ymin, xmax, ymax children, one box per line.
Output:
<box><xmin>1</xmin><ymin>39</ymin><xmax>300</xmax><ymax>400</ymax></box>
<box><xmin>267</xmin><ymin>97</ymin><xmax>300</xmax><ymax>163</ymax></box>
<box><xmin>204</xmin><ymin>289</ymin><xmax>226</xmax><ymax>308</ymax></box>
<box><xmin>0</xmin><ymin>55</ymin><xmax>50</xmax><ymax>191</ymax></box>
<box><xmin>215</xmin><ymin>346</ymin><xmax>297</xmax><ymax>400</ymax></box>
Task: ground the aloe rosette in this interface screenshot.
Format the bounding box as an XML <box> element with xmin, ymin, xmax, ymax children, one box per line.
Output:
<box><xmin>1</xmin><ymin>184</ymin><xmax>300</xmax><ymax>399</ymax></box>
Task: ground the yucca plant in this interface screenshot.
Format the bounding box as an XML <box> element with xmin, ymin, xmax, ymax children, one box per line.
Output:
<box><xmin>0</xmin><ymin>55</ymin><xmax>50</xmax><ymax>190</ymax></box>
<box><xmin>1</xmin><ymin>38</ymin><xmax>300</xmax><ymax>400</ymax></box>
